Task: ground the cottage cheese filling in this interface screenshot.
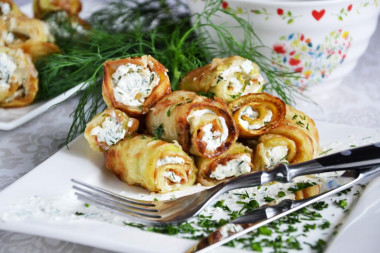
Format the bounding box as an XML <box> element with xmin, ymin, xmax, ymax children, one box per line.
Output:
<box><xmin>210</xmin><ymin>155</ymin><xmax>251</xmax><ymax>180</ymax></box>
<box><xmin>187</xmin><ymin>109</ymin><xmax>229</xmax><ymax>151</ymax></box>
<box><xmin>0</xmin><ymin>52</ymin><xmax>17</xmax><ymax>90</ymax></box>
<box><xmin>263</xmin><ymin>146</ymin><xmax>289</xmax><ymax>168</ymax></box>
<box><xmin>217</xmin><ymin>60</ymin><xmax>264</xmax><ymax>95</ymax></box>
<box><xmin>90</xmin><ymin>112</ymin><xmax>126</xmax><ymax>147</ymax></box>
<box><xmin>162</xmin><ymin>171</ymin><xmax>182</xmax><ymax>183</ymax></box>
<box><xmin>112</xmin><ymin>63</ymin><xmax>160</xmax><ymax>107</ymax></box>
<box><xmin>156</xmin><ymin>156</ymin><xmax>185</xmax><ymax>167</ymax></box>
<box><xmin>239</xmin><ymin>106</ymin><xmax>273</xmax><ymax>130</ymax></box>
<box><xmin>0</xmin><ymin>2</ymin><xmax>11</xmax><ymax>15</ymax></box>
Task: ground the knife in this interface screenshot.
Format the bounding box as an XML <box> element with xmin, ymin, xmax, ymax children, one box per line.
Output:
<box><xmin>188</xmin><ymin>166</ymin><xmax>380</xmax><ymax>253</ymax></box>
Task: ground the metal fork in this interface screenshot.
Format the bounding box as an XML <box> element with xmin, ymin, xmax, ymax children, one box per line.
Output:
<box><xmin>73</xmin><ymin>142</ymin><xmax>380</xmax><ymax>224</ymax></box>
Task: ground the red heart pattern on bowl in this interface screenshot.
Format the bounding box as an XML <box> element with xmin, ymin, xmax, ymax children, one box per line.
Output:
<box><xmin>312</xmin><ymin>9</ymin><xmax>325</xmax><ymax>21</ymax></box>
<box><xmin>271</xmin><ymin>30</ymin><xmax>352</xmax><ymax>90</ymax></box>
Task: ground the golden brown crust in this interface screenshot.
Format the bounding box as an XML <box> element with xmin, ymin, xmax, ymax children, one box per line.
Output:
<box><xmin>104</xmin><ymin>135</ymin><xmax>197</xmax><ymax>193</ymax></box>
<box><xmin>0</xmin><ymin>15</ymin><xmax>54</xmax><ymax>43</ymax></box>
<box><xmin>18</xmin><ymin>40</ymin><xmax>60</xmax><ymax>61</ymax></box>
<box><xmin>0</xmin><ymin>15</ymin><xmax>59</xmax><ymax>60</ymax></box>
<box><xmin>228</xmin><ymin>93</ymin><xmax>286</xmax><ymax>138</ymax></box>
<box><xmin>294</xmin><ymin>184</ymin><xmax>321</xmax><ymax>200</ymax></box>
<box><xmin>33</xmin><ymin>0</ymin><xmax>82</xmax><ymax>19</ymax></box>
<box><xmin>146</xmin><ymin>90</ymin><xmax>238</xmax><ymax>158</ymax></box>
<box><xmin>102</xmin><ymin>55</ymin><xmax>171</xmax><ymax>117</ymax></box>
<box><xmin>284</xmin><ymin>105</ymin><xmax>320</xmax><ymax>156</ymax></box>
<box><xmin>179</xmin><ymin>56</ymin><xmax>264</xmax><ymax>103</ymax></box>
<box><xmin>0</xmin><ymin>47</ymin><xmax>39</xmax><ymax>107</ymax></box>
<box><xmin>84</xmin><ymin>108</ymin><xmax>139</xmax><ymax>152</ymax></box>
<box><xmin>195</xmin><ymin>142</ymin><xmax>253</xmax><ymax>186</ymax></box>
<box><xmin>250</xmin><ymin>123</ymin><xmax>315</xmax><ymax>171</ymax></box>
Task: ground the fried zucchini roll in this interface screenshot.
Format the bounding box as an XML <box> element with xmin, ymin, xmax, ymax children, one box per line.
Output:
<box><xmin>104</xmin><ymin>135</ymin><xmax>197</xmax><ymax>193</ymax></box>
<box><xmin>146</xmin><ymin>90</ymin><xmax>238</xmax><ymax>158</ymax></box>
<box><xmin>0</xmin><ymin>15</ymin><xmax>59</xmax><ymax>60</ymax></box>
<box><xmin>179</xmin><ymin>56</ymin><xmax>265</xmax><ymax>103</ymax></box>
<box><xmin>0</xmin><ymin>47</ymin><xmax>38</xmax><ymax>107</ymax></box>
<box><xmin>249</xmin><ymin>108</ymin><xmax>320</xmax><ymax>170</ymax></box>
<box><xmin>196</xmin><ymin>142</ymin><xmax>253</xmax><ymax>186</ymax></box>
<box><xmin>84</xmin><ymin>108</ymin><xmax>139</xmax><ymax>152</ymax></box>
<box><xmin>284</xmin><ymin>105</ymin><xmax>320</xmax><ymax>156</ymax></box>
<box><xmin>102</xmin><ymin>55</ymin><xmax>171</xmax><ymax>117</ymax></box>
<box><xmin>228</xmin><ymin>93</ymin><xmax>286</xmax><ymax>138</ymax></box>
<box><xmin>0</xmin><ymin>0</ymin><xmax>25</xmax><ymax>17</ymax></box>
<box><xmin>33</xmin><ymin>0</ymin><xmax>82</xmax><ymax>19</ymax></box>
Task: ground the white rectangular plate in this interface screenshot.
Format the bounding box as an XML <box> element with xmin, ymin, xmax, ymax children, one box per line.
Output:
<box><xmin>0</xmin><ymin>84</ymin><xmax>83</xmax><ymax>130</ymax></box>
<box><xmin>0</xmin><ymin>122</ymin><xmax>379</xmax><ymax>253</ymax></box>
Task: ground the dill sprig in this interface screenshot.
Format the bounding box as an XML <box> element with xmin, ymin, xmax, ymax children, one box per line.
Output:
<box><xmin>36</xmin><ymin>0</ymin><xmax>301</xmax><ymax>143</ymax></box>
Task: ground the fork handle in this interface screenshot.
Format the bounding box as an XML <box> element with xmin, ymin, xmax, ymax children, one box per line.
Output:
<box><xmin>286</xmin><ymin>142</ymin><xmax>380</xmax><ymax>180</ymax></box>
<box><xmin>221</xmin><ymin>143</ymin><xmax>380</xmax><ymax>193</ymax></box>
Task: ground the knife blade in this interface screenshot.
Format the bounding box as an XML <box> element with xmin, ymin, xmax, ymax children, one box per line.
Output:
<box><xmin>188</xmin><ymin>166</ymin><xmax>380</xmax><ymax>253</ymax></box>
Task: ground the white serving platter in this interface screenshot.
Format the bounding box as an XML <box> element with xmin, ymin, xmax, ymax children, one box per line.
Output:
<box><xmin>0</xmin><ymin>122</ymin><xmax>379</xmax><ymax>253</ymax></box>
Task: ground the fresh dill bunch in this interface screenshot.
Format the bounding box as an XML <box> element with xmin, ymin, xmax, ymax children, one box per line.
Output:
<box><xmin>36</xmin><ymin>0</ymin><xmax>301</xmax><ymax>143</ymax></box>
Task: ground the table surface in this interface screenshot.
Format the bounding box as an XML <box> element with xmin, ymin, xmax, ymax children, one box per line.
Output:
<box><xmin>1</xmin><ymin>1</ymin><xmax>379</xmax><ymax>253</ymax></box>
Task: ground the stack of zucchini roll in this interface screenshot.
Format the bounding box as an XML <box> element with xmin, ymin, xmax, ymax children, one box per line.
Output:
<box><xmin>84</xmin><ymin>55</ymin><xmax>320</xmax><ymax>193</ymax></box>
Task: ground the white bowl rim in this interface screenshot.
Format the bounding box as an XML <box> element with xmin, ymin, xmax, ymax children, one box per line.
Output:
<box><xmin>213</xmin><ymin>0</ymin><xmax>362</xmax><ymax>7</ymax></box>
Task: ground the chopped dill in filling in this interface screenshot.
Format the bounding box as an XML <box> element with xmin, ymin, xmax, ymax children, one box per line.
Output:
<box><xmin>0</xmin><ymin>52</ymin><xmax>17</xmax><ymax>90</ymax></box>
<box><xmin>90</xmin><ymin>112</ymin><xmax>126</xmax><ymax>147</ymax></box>
<box><xmin>112</xmin><ymin>63</ymin><xmax>160</xmax><ymax>107</ymax></box>
<box><xmin>239</xmin><ymin>106</ymin><xmax>273</xmax><ymax>130</ymax></box>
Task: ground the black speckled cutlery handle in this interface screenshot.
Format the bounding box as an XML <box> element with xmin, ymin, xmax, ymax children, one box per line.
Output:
<box><xmin>316</xmin><ymin>142</ymin><xmax>380</xmax><ymax>167</ymax></box>
<box><xmin>287</xmin><ymin>142</ymin><xmax>380</xmax><ymax>180</ymax></box>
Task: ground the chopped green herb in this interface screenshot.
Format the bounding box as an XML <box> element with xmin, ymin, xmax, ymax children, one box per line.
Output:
<box><xmin>153</xmin><ymin>124</ymin><xmax>164</xmax><ymax>139</ymax></box>
<box><xmin>334</xmin><ymin>199</ymin><xmax>347</xmax><ymax>209</ymax></box>
<box><xmin>277</xmin><ymin>191</ymin><xmax>286</xmax><ymax>198</ymax></box>
<box><xmin>258</xmin><ymin>226</ymin><xmax>272</xmax><ymax>236</ymax></box>
<box><xmin>166</xmin><ymin>105</ymin><xmax>174</xmax><ymax>117</ymax></box>
<box><xmin>305</xmin><ymin>239</ymin><xmax>326</xmax><ymax>253</ymax></box>
<box><xmin>84</xmin><ymin>203</ymin><xmax>90</xmax><ymax>208</ymax></box>
<box><xmin>319</xmin><ymin>148</ymin><xmax>333</xmax><ymax>156</ymax></box>
<box><xmin>288</xmin><ymin>182</ymin><xmax>316</xmax><ymax>193</ymax></box>
<box><xmin>251</xmin><ymin>242</ymin><xmax>263</xmax><ymax>252</ymax></box>
<box><xmin>312</xmin><ymin>201</ymin><xmax>329</xmax><ymax>211</ymax></box>
<box><xmin>228</xmin><ymin>210</ymin><xmax>240</xmax><ymax>220</ymax></box>
<box><xmin>234</xmin><ymin>191</ymin><xmax>250</xmax><ymax>199</ymax></box>
<box><xmin>229</xmin><ymin>92</ymin><xmax>242</xmax><ymax>99</ymax></box>
<box><xmin>237</xmin><ymin>199</ymin><xmax>260</xmax><ymax>214</ymax></box>
<box><xmin>303</xmin><ymin>223</ymin><xmax>316</xmax><ymax>232</ymax></box>
<box><xmin>216</xmin><ymin>75</ymin><xmax>223</xmax><ymax>84</ymax></box>
<box><xmin>198</xmin><ymin>91</ymin><xmax>215</xmax><ymax>99</ymax></box>
<box><xmin>296</xmin><ymin>120</ymin><xmax>305</xmax><ymax>127</ymax></box>
<box><xmin>264</xmin><ymin>196</ymin><xmax>275</xmax><ymax>202</ymax></box>
<box><xmin>75</xmin><ymin>211</ymin><xmax>85</xmax><ymax>216</ymax></box>
<box><xmin>337</xmin><ymin>187</ymin><xmax>351</xmax><ymax>196</ymax></box>
<box><xmin>319</xmin><ymin>220</ymin><xmax>331</xmax><ymax>230</ymax></box>
<box><xmin>214</xmin><ymin>200</ymin><xmax>231</xmax><ymax>212</ymax></box>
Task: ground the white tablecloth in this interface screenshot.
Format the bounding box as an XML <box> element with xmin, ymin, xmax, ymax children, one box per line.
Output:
<box><xmin>1</xmin><ymin>1</ymin><xmax>379</xmax><ymax>252</ymax></box>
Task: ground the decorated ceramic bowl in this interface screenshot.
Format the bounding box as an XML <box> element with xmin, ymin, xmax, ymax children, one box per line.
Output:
<box><xmin>188</xmin><ymin>0</ymin><xmax>380</xmax><ymax>93</ymax></box>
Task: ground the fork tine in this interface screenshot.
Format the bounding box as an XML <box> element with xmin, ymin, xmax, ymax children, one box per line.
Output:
<box><xmin>75</xmin><ymin>192</ymin><xmax>162</xmax><ymax>220</ymax></box>
<box><xmin>71</xmin><ymin>179</ymin><xmax>155</xmax><ymax>207</ymax></box>
<box><xmin>73</xmin><ymin>185</ymin><xmax>159</xmax><ymax>213</ymax></box>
